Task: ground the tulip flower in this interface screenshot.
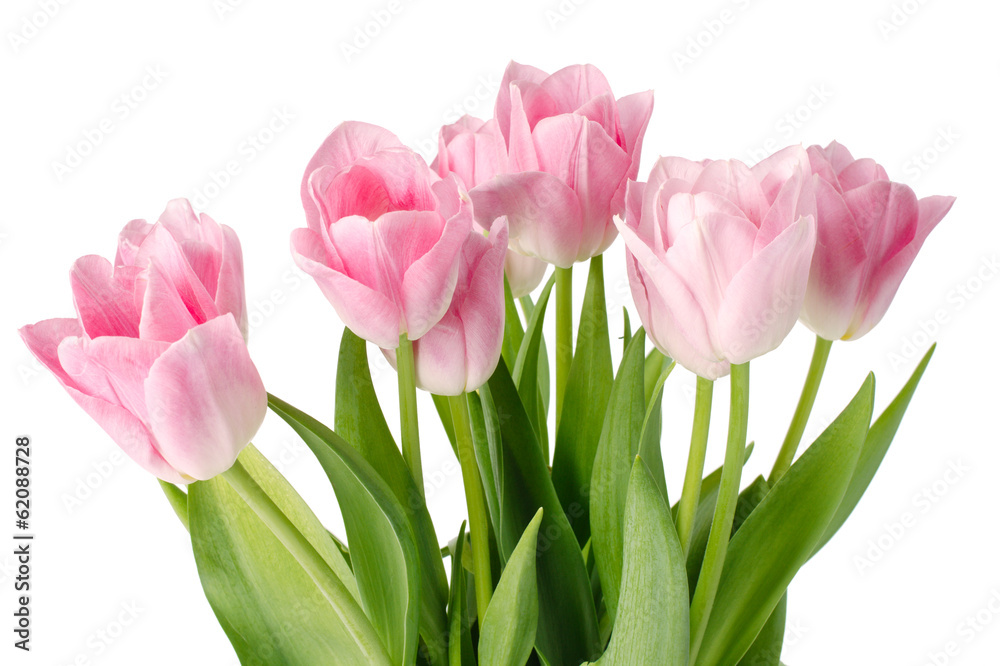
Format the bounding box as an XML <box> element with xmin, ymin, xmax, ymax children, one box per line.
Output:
<box><xmin>382</xmin><ymin>218</ymin><xmax>509</xmax><ymax>395</ymax></box>
<box><xmin>19</xmin><ymin>200</ymin><xmax>266</xmax><ymax>483</ymax></box>
<box><xmin>433</xmin><ymin>115</ymin><xmax>548</xmax><ymax>298</ymax></box>
<box><xmin>617</xmin><ymin>147</ymin><xmax>818</xmax><ymax>380</ymax></box>
<box><xmin>801</xmin><ymin>141</ymin><xmax>956</xmax><ymax>341</ymax></box>
<box><xmin>293</xmin><ymin>121</ymin><xmax>473</xmax><ymax>349</ymax></box>
<box><xmin>470</xmin><ymin>61</ymin><xmax>654</xmax><ymax>268</ymax></box>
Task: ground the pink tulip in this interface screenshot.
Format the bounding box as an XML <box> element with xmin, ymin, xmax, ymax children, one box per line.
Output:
<box><xmin>382</xmin><ymin>219</ymin><xmax>509</xmax><ymax>395</ymax></box>
<box><xmin>433</xmin><ymin>115</ymin><xmax>548</xmax><ymax>298</ymax></box>
<box><xmin>469</xmin><ymin>61</ymin><xmax>654</xmax><ymax>268</ymax></box>
<box><xmin>617</xmin><ymin>147</ymin><xmax>818</xmax><ymax>379</ymax></box>
<box><xmin>19</xmin><ymin>200</ymin><xmax>266</xmax><ymax>483</ymax></box>
<box><xmin>801</xmin><ymin>141</ymin><xmax>956</xmax><ymax>340</ymax></box>
<box><xmin>294</xmin><ymin>121</ymin><xmax>474</xmax><ymax>349</ymax></box>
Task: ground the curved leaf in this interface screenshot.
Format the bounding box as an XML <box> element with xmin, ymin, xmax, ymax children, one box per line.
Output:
<box><xmin>190</xmin><ymin>445</ymin><xmax>383</xmax><ymax>665</ymax></box>
<box><xmin>695</xmin><ymin>375</ymin><xmax>875</xmax><ymax>665</ymax></box>
<box><xmin>479</xmin><ymin>509</ymin><xmax>544</xmax><ymax>666</ymax></box>
<box><xmin>269</xmin><ymin>395</ymin><xmax>422</xmax><ymax>666</ymax></box>
<box><xmin>336</xmin><ymin>329</ymin><xmax>451</xmax><ymax>662</ymax></box>
<box><xmin>552</xmin><ymin>256</ymin><xmax>614</xmax><ymax>547</ymax></box>
<box><xmin>590</xmin><ymin>458</ymin><xmax>688</xmax><ymax>666</ymax></box>
<box><xmin>512</xmin><ymin>274</ymin><xmax>556</xmax><ymax>453</ymax></box>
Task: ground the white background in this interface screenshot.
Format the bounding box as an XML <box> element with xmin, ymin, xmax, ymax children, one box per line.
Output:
<box><xmin>2</xmin><ymin>0</ymin><xmax>998</xmax><ymax>663</ymax></box>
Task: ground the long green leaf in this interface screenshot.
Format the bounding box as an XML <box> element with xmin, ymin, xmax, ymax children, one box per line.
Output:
<box><xmin>190</xmin><ymin>445</ymin><xmax>382</xmax><ymax>665</ymax></box>
<box><xmin>589</xmin><ymin>458</ymin><xmax>688</xmax><ymax>665</ymax></box>
<box><xmin>737</xmin><ymin>594</ymin><xmax>786</xmax><ymax>666</ymax></box>
<box><xmin>448</xmin><ymin>523</ymin><xmax>475</xmax><ymax>666</ymax></box>
<box><xmin>512</xmin><ymin>274</ymin><xmax>556</xmax><ymax>453</ymax></box>
<box><xmin>481</xmin><ymin>362</ymin><xmax>601</xmax><ymax>665</ymax></box>
<box><xmin>638</xmin><ymin>357</ymin><xmax>675</xmax><ymax>503</ymax></box>
<box><xmin>695</xmin><ymin>375</ymin><xmax>875</xmax><ymax>665</ymax></box>
<box><xmin>502</xmin><ymin>276</ymin><xmax>526</xmax><ymax>372</ymax></box>
<box><xmin>479</xmin><ymin>510</ymin><xmax>544</xmax><ymax>666</ymax></box>
<box><xmin>551</xmin><ymin>256</ymin><xmax>614</xmax><ymax>547</ymax></box>
<box><xmin>269</xmin><ymin>395</ymin><xmax>422</xmax><ymax>666</ymax></box>
<box><xmin>336</xmin><ymin>330</ymin><xmax>451</xmax><ymax>663</ymax></box>
<box><xmin>589</xmin><ymin>329</ymin><xmax>648</xmax><ymax>620</ymax></box>
<box><xmin>813</xmin><ymin>345</ymin><xmax>935</xmax><ymax>554</ymax></box>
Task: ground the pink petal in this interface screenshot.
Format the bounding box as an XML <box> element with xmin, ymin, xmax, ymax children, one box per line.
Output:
<box><xmin>70</xmin><ymin>255</ymin><xmax>142</xmax><ymax>339</ymax></box>
<box><xmin>495</xmin><ymin>61</ymin><xmax>551</xmax><ymax>144</ymax></box>
<box><xmin>291</xmin><ymin>227</ymin><xmax>401</xmax><ymax>349</ymax></box>
<box><xmin>717</xmin><ymin>215</ymin><xmax>816</xmax><ymax>364</ymax></box>
<box><xmin>133</xmin><ymin>224</ymin><xmax>220</xmax><ymax>329</ymax></box>
<box><xmin>799</xmin><ymin>177</ymin><xmax>867</xmax><ymax>340</ymax></box>
<box><xmin>540</xmin><ymin>64</ymin><xmax>615</xmax><ymax>115</ymax></box>
<box><xmin>755</xmin><ymin>164</ymin><xmax>815</xmax><ymax>252</ymax></box>
<box><xmin>469</xmin><ymin>171</ymin><xmax>584</xmax><ymax>268</ymax></box>
<box><xmin>506</xmin><ymin>85</ymin><xmax>541</xmax><ymax>172</ymax></box>
<box><xmin>63</xmin><ymin>386</ymin><xmax>187</xmax><ymax>484</ymax></box>
<box><xmin>19</xmin><ymin>318</ymin><xmax>83</xmax><ymax>388</ymax></box>
<box><xmin>115</xmin><ymin>219</ymin><xmax>153</xmax><ymax>266</ymax></box>
<box><xmin>751</xmin><ymin>144</ymin><xmax>810</xmax><ymax>204</ymax></box>
<box><xmin>612</xmin><ymin>90</ymin><xmax>655</xmax><ymax>213</ymax></box>
<box><xmin>844</xmin><ymin>194</ymin><xmax>955</xmax><ymax>340</ymax></box>
<box><xmin>504</xmin><ymin>246</ymin><xmax>548</xmax><ymax>298</ymax></box>
<box><xmin>837</xmin><ymin>158</ymin><xmax>888</xmax><ymax>191</ymax></box>
<box><xmin>144</xmin><ymin>315</ymin><xmax>266</xmax><ymax>481</ymax></box>
<box><xmin>691</xmin><ymin>159</ymin><xmax>769</xmax><ymax>227</ymax></box>
<box><xmin>301</xmin><ymin>121</ymin><xmax>407</xmax><ymax>232</ymax></box>
<box><xmin>215</xmin><ymin>224</ymin><xmax>248</xmax><ymax>340</ymax></box>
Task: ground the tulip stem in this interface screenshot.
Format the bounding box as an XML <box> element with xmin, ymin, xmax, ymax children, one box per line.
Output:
<box><xmin>158</xmin><ymin>480</ymin><xmax>189</xmax><ymax>532</ymax></box>
<box><xmin>676</xmin><ymin>376</ymin><xmax>715</xmax><ymax>554</ymax></box>
<box><xmin>769</xmin><ymin>335</ymin><xmax>833</xmax><ymax>485</ymax></box>
<box><xmin>222</xmin><ymin>459</ymin><xmax>392</xmax><ymax>666</ymax></box>
<box><xmin>397</xmin><ymin>334</ymin><xmax>424</xmax><ymax>498</ymax></box>
<box><xmin>689</xmin><ymin>362</ymin><xmax>750</xmax><ymax>663</ymax></box>
<box><xmin>555</xmin><ymin>265</ymin><xmax>573</xmax><ymax>423</ymax></box>
<box><xmin>449</xmin><ymin>393</ymin><xmax>494</xmax><ymax>626</ymax></box>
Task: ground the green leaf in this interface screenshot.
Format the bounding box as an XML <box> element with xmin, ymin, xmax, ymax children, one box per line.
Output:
<box><xmin>589</xmin><ymin>329</ymin><xmax>649</xmax><ymax>620</ymax></box>
<box><xmin>448</xmin><ymin>523</ymin><xmax>475</xmax><ymax>666</ymax></box>
<box><xmin>813</xmin><ymin>345</ymin><xmax>935</xmax><ymax>555</ymax></box>
<box><xmin>190</xmin><ymin>445</ymin><xmax>384</xmax><ymax>665</ymax></box>
<box><xmin>589</xmin><ymin>458</ymin><xmax>688</xmax><ymax>666</ymax></box>
<box><xmin>502</xmin><ymin>276</ymin><xmax>526</xmax><ymax>373</ymax></box>
<box><xmin>643</xmin><ymin>349</ymin><xmax>670</xmax><ymax>405</ymax></box>
<box><xmin>638</xmin><ymin>356</ymin><xmax>675</xmax><ymax>504</ymax></box>
<box><xmin>738</xmin><ymin>594</ymin><xmax>786</xmax><ymax>666</ymax></box>
<box><xmin>433</xmin><ymin>393</ymin><xmax>458</xmax><ymax>456</ymax></box>
<box><xmin>695</xmin><ymin>375</ymin><xmax>875</xmax><ymax>665</ymax></box>
<box><xmin>622</xmin><ymin>308</ymin><xmax>632</xmax><ymax>355</ymax></box>
<box><xmin>512</xmin><ymin>274</ymin><xmax>556</xmax><ymax>454</ymax></box>
<box><xmin>481</xmin><ymin>362</ymin><xmax>601</xmax><ymax>665</ymax></box>
<box><xmin>336</xmin><ymin>330</ymin><xmax>451</xmax><ymax>663</ymax></box>
<box><xmin>479</xmin><ymin>509</ymin><xmax>544</xmax><ymax>666</ymax></box>
<box><xmin>158</xmin><ymin>480</ymin><xmax>189</xmax><ymax>531</ymax></box>
<box><xmin>552</xmin><ymin>256</ymin><xmax>614</xmax><ymax>547</ymax></box>
<box><xmin>269</xmin><ymin>395</ymin><xmax>423</xmax><ymax>666</ymax></box>
<box><xmin>521</xmin><ymin>294</ymin><xmax>551</xmax><ymax>423</ymax></box>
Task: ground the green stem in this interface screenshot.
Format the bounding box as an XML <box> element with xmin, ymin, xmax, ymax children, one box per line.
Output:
<box><xmin>555</xmin><ymin>265</ymin><xmax>573</xmax><ymax>422</ymax></box>
<box><xmin>222</xmin><ymin>460</ymin><xmax>391</xmax><ymax>666</ymax></box>
<box><xmin>397</xmin><ymin>334</ymin><xmax>423</xmax><ymax>497</ymax></box>
<box><xmin>449</xmin><ymin>393</ymin><xmax>493</xmax><ymax>626</ymax></box>
<box><xmin>676</xmin><ymin>376</ymin><xmax>715</xmax><ymax>553</ymax></box>
<box><xmin>768</xmin><ymin>335</ymin><xmax>833</xmax><ymax>484</ymax></box>
<box><xmin>689</xmin><ymin>363</ymin><xmax>750</xmax><ymax>663</ymax></box>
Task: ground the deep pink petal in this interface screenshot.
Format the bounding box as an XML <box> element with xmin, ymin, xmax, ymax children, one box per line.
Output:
<box><xmin>19</xmin><ymin>318</ymin><xmax>83</xmax><ymax>388</ymax></box>
<box><xmin>301</xmin><ymin>121</ymin><xmax>407</xmax><ymax>232</ymax></box>
<box><xmin>612</xmin><ymin>90</ymin><xmax>654</xmax><ymax>213</ymax></box>
<box><xmin>144</xmin><ymin>315</ymin><xmax>266</xmax><ymax>481</ymax></box>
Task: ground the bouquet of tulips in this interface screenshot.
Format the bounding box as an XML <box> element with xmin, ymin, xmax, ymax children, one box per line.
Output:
<box><xmin>23</xmin><ymin>61</ymin><xmax>955</xmax><ymax>665</ymax></box>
